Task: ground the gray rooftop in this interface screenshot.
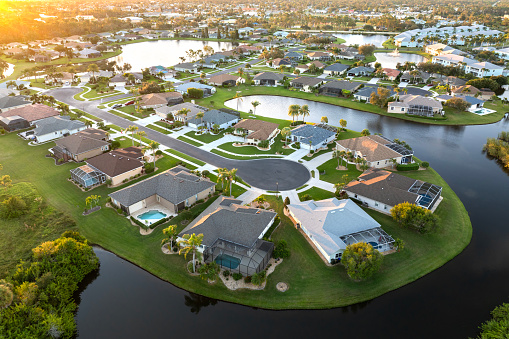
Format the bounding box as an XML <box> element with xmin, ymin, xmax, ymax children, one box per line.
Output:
<box><xmin>253</xmin><ymin>72</ymin><xmax>285</xmax><ymax>81</ymax></box>
<box><xmin>321</xmin><ymin>80</ymin><xmax>361</xmax><ymax>91</ymax></box>
<box><xmin>324</xmin><ymin>63</ymin><xmax>349</xmax><ymax>72</ymax></box>
<box><xmin>291</xmin><ymin>124</ymin><xmax>336</xmax><ymax>147</ymax></box>
<box><xmin>188</xmin><ymin>109</ymin><xmax>238</xmax><ymax>126</ymax></box>
<box><xmin>0</xmin><ymin>95</ymin><xmax>30</xmax><ymax>110</ymax></box>
<box><xmin>109</xmin><ymin>166</ymin><xmax>215</xmax><ymax>207</ymax></box>
<box><xmin>33</xmin><ymin>116</ymin><xmax>85</xmax><ymax>136</ymax></box>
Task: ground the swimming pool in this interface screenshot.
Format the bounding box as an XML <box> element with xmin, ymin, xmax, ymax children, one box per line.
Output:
<box><xmin>368</xmin><ymin>241</ymin><xmax>380</xmax><ymax>249</ymax></box>
<box><xmin>215</xmin><ymin>254</ymin><xmax>241</xmax><ymax>269</ymax></box>
<box><xmin>138</xmin><ymin>210</ymin><xmax>167</xmax><ymax>221</ymax></box>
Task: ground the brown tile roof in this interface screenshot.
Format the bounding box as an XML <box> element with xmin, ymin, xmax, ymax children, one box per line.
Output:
<box><xmin>336</xmin><ymin>135</ymin><xmax>402</xmax><ymax>162</ymax></box>
<box><xmin>54</xmin><ymin>130</ymin><xmax>109</xmax><ymax>155</ymax></box>
<box><xmin>452</xmin><ymin>85</ymin><xmax>480</xmax><ymax>95</ymax></box>
<box><xmin>233</xmin><ymin>119</ymin><xmax>279</xmax><ymax>140</ymax></box>
<box><xmin>0</xmin><ymin>104</ymin><xmax>59</xmax><ymax>123</ymax></box>
<box><xmin>208</xmin><ymin>74</ymin><xmax>241</xmax><ymax>86</ymax></box>
<box><xmin>110</xmin><ymin>146</ymin><xmax>144</xmax><ymax>159</ymax></box>
<box><xmin>382</xmin><ymin>68</ymin><xmax>401</xmax><ymax>78</ymax></box>
<box><xmin>86</xmin><ymin>152</ymin><xmax>143</xmax><ymax>177</ymax></box>
<box><xmin>308</xmin><ymin>51</ymin><xmax>330</xmax><ymax>57</ymax></box>
<box><xmin>309</xmin><ymin>60</ymin><xmax>325</xmax><ymax>68</ymax></box>
<box><xmin>141</xmin><ymin>92</ymin><xmax>182</xmax><ymax>106</ymax></box>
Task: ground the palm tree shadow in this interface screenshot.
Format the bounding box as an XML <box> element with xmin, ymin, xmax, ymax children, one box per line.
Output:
<box><xmin>184</xmin><ymin>292</ymin><xmax>218</xmax><ymax>314</ymax></box>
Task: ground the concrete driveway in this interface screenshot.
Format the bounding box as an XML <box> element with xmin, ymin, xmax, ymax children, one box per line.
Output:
<box><xmin>48</xmin><ymin>87</ymin><xmax>310</xmax><ymax>191</ymax></box>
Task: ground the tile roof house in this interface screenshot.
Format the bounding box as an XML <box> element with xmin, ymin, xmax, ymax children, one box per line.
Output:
<box><xmin>253</xmin><ymin>72</ymin><xmax>285</xmax><ymax>86</ymax></box>
<box><xmin>233</xmin><ymin>119</ymin><xmax>279</xmax><ymax>143</ymax></box>
<box><xmin>344</xmin><ymin>168</ymin><xmax>443</xmax><ymax>213</ymax></box>
<box><xmin>318</xmin><ymin>80</ymin><xmax>361</xmax><ymax>97</ymax></box>
<box><xmin>290</xmin><ymin>77</ymin><xmax>324</xmax><ymax>92</ymax></box>
<box><xmin>208</xmin><ymin>74</ymin><xmax>244</xmax><ymax>87</ymax></box>
<box><xmin>187</xmin><ymin>109</ymin><xmax>240</xmax><ymax>130</ymax></box>
<box><xmin>0</xmin><ymin>104</ymin><xmax>59</xmax><ymax>124</ymax></box>
<box><xmin>52</xmin><ymin>128</ymin><xmax>110</xmax><ymax>162</ymax></box>
<box><xmin>284</xmin><ymin>51</ymin><xmax>304</xmax><ymax>61</ymax></box>
<box><xmin>452</xmin><ymin>85</ymin><xmax>480</xmax><ymax>97</ymax></box>
<box><xmin>81</xmin><ymin>151</ymin><xmax>144</xmax><ymax>186</ymax></box>
<box><xmin>269</xmin><ymin>57</ymin><xmax>295</xmax><ymax>68</ymax></box>
<box><xmin>336</xmin><ymin>135</ymin><xmax>414</xmax><ymax>168</ymax></box>
<box><xmin>287</xmin><ymin>198</ymin><xmax>394</xmax><ymax>263</ymax></box>
<box><xmin>307</xmin><ymin>51</ymin><xmax>332</xmax><ymax>61</ymax></box>
<box><xmin>0</xmin><ymin>96</ymin><xmax>31</xmax><ymax>113</ymax></box>
<box><xmin>32</xmin><ymin>116</ymin><xmax>86</xmax><ymax>143</ymax></box>
<box><xmin>382</xmin><ymin>68</ymin><xmax>401</xmax><ymax>81</ymax></box>
<box><xmin>109</xmin><ymin>166</ymin><xmax>215</xmax><ymax>215</ymax></box>
<box><xmin>290</xmin><ymin>124</ymin><xmax>336</xmax><ymax>151</ymax></box>
<box><xmin>140</xmin><ymin>92</ymin><xmax>183</xmax><ymax>108</ymax></box>
<box><xmin>323</xmin><ymin>63</ymin><xmax>349</xmax><ymax>76</ymax></box>
<box><xmin>388</xmin><ymin>95</ymin><xmax>443</xmax><ymax>117</ymax></box>
<box><xmin>110</xmin><ymin>146</ymin><xmax>144</xmax><ymax>160</ymax></box>
<box><xmin>174</xmin><ymin>62</ymin><xmax>199</xmax><ymax>73</ymax></box>
<box><xmin>179</xmin><ymin>196</ymin><xmax>276</xmax><ymax>275</ymax></box>
<box><xmin>156</xmin><ymin>102</ymin><xmax>207</xmax><ymax>120</ymax></box>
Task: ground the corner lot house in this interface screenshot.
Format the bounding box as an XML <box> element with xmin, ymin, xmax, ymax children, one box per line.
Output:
<box><xmin>109</xmin><ymin>166</ymin><xmax>215</xmax><ymax>216</ymax></box>
<box><xmin>179</xmin><ymin>196</ymin><xmax>276</xmax><ymax>275</ymax></box>
<box><xmin>187</xmin><ymin>109</ymin><xmax>239</xmax><ymax>130</ymax></box>
<box><xmin>388</xmin><ymin>95</ymin><xmax>443</xmax><ymax>117</ymax></box>
<box><xmin>71</xmin><ymin>151</ymin><xmax>143</xmax><ymax>187</ymax></box>
<box><xmin>0</xmin><ymin>104</ymin><xmax>59</xmax><ymax>126</ymax></box>
<box><xmin>253</xmin><ymin>72</ymin><xmax>285</xmax><ymax>86</ymax></box>
<box><xmin>32</xmin><ymin>116</ymin><xmax>86</xmax><ymax>143</ymax></box>
<box><xmin>344</xmin><ymin>169</ymin><xmax>443</xmax><ymax>213</ymax></box>
<box><xmin>51</xmin><ymin>128</ymin><xmax>110</xmax><ymax>162</ymax></box>
<box><xmin>233</xmin><ymin>119</ymin><xmax>279</xmax><ymax>144</ymax></box>
<box><xmin>290</xmin><ymin>77</ymin><xmax>324</xmax><ymax>92</ymax></box>
<box><xmin>0</xmin><ymin>96</ymin><xmax>31</xmax><ymax>113</ymax></box>
<box><xmin>140</xmin><ymin>92</ymin><xmax>184</xmax><ymax>109</ymax></box>
<box><xmin>174</xmin><ymin>62</ymin><xmax>199</xmax><ymax>73</ymax></box>
<box><xmin>290</xmin><ymin>124</ymin><xmax>336</xmax><ymax>151</ymax></box>
<box><xmin>287</xmin><ymin>198</ymin><xmax>394</xmax><ymax>263</ymax></box>
<box><xmin>336</xmin><ymin>135</ymin><xmax>414</xmax><ymax>167</ymax></box>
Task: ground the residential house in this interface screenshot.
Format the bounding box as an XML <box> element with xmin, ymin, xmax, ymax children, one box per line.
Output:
<box><xmin>432</xmin><ymin>54</ymin><xmax>505</xmax><ymax>77</ymax></box>
<box><xmin>344</xmin><ymin>168</ymin><xmax>443</xmax><ymax>213</ymax></box>
<box><xmin>441</xmin><ymin>95</ymin><xmax>484</xmax><ymax>112</ymax></box>
<box><xmin>438</xmin><ymin>76</ymin><xmax>467</xmax><ymax>89</ymax></box>
<box><xmin>201</xmin><ymin>54</ymin><xmax>226</xmax><ymax>68</ymax></box>
<box><xmin>233</xmin><ymin>119</ymin><xmax>279</xmax><ymax>144</ymax></box>
<box><xmin>109</xmin><ymin>166</ymin><xmax>215</xmax><ymax>215</ymax></box>
<box><xmin>318</xmin><ymin>80</ymin><xmax>361</xmax><ymax>97</ymax></box>
<box><xmin>452</xmin><ymin>85</ymin><xmax>480</xmax><ymax>97</ymax></box>
<box><xmin>347</xmin><ymin>66</ymin><xmax>375</xmax><ymax>77</ymax></box>
<box><xmin>158</xmin><ymin>102</ymin><xmax>207</xmax><ymax>121</ymax></box>
<box><xmin>32</xmin><ymin>116</ymin><xmax>86</xmax><ymax>143</ymax></box>
<box><xmin>479</xmin><ymin>88</ymin><xmax>495</xmax><ymax>100</ymax></box>
<box><xmin>269</xmin><ymin>58</ymin><xmax>295</xmax><ymax>68</ymax></box>
<box><xmin>0</xmin><ymin>96</ymin><xmax>31</xmax><ymax>113</ymax></box>
<box><xmin>308</xmin><ymin>60</ymin><xmax>326</xmax><ymax>70</ymax></box>
<box><xmin>336</xmin><ymin>135</ymin><xmax>414</xmax><ymax>168</ymax></box>
<box><xmin>174</xmin><ymin>82</ymin><xmax>216</xmax><ymax>97</ymax></box>
<box><xmin>110</xmin><ymin>146</ymin><xmax>144</xmax><ymax>160</ymax></box>
<box><xmin>187</xmin><ymin>109</ymin><xmax>240</xmax><ymax>130</ymax></box>
<box><xmin>284</xmin><ymin>51</ymin><xmax>304</xmax><ymax>61</ymax></box>
<box><xmin>208</xmin><ymin>74</ymin><xmax>244</xmax><ymax>87</ymax></box>
<box><xmin>174</xmin><ymin>62</ymin><xmax>199</xmax><ymax>73</ymax></box>
<box><xmin>323</xmin><ymin>63</ymin><xmax>349</xmax><ymax>76</ymax></box>
<box><xmin>289</xmin><ymin>77</ymin><xmax>324</xmax><ymax>92</ymax></box>
<box><xmin>140</xmin><ymin>92</ymin><xmax>184</xmax><ymax>109</ymax></box>
<box><xmin>400</xmin><ymin>71</ymin><xmax>432</xmax><ymax>84</ymax></box>
<box><xmin>52</xmin><ymin>128</ymin><xmax>110</xmax><ymax>162</ymax></box>
<box><xmin>307</xmin><ymin>51</ymin><xmax>332</xmax><ymax>61</ymax></box>
<box><xmin>496</xmin><ymin>47</ymin><xmax>509</xmax><ymax>60</ymax></box>
<box><xmin>253</xmin><ymin>72</ymin><xmax>285</xmax><ymax>86</ymax></box>
<box><xmin>0</xmin><ymin>104</ymin><xmax>59</xmax><ymax>126</ymax></box>
<box><xmin>79</xmin><ymin>49</ymin><xmax>101</xmax><ymax>58</ymax></box>
<box><xmin>287</xmin><ymin>198</ymin><xmax>394</xmax><ymax>263</ymax></box>
<box><xmin>354</xmin><ymin>86</ymin><xmax>396</xmax><ymax>102</ymax></box>
<box><xmin>109</xmin><ymin>74</ymin><xmax>127</xmax><ymax>87</ymax></box>
<box><xmin>0</xmin><ymin>116</ymin><xmax>30</xmax><ymax>132</ymax></box>
<box><xmin>179</xmin><ymin>196</ymin><xmax>276</xmax><ymax>275</ymax></box>
<box><xmin>289</xmin><ymin>124</ymin><xmax>336</xmax><ymax>151</ymax></box>
<box><xmin>382</xmin><ymin>68</ymin><xmax>401</xmax><ymax>81</ymax></box>
<box><xmin>388</xmin><ymin>95</ymin><xmax>443</xmax><ymax>117</ymax></box>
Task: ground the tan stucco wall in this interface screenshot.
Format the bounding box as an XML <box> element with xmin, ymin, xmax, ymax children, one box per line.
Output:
<box><xmin>75</xmin><ymin>147</ymin><xmax>107</xmax><ymax>162</ymax></box>
<box><xmin>110</xmin><ymin>166</ymin><xmax>143</xmax><ymax>186</ymax></box>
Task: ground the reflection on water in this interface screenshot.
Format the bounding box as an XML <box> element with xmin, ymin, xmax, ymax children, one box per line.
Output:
<box><xmin>373</xmin><ymin>52</ymin><xmax>427</xmax><ymax>69</ymax></box>
<box><xmin>184</xmin><ymin>292</ymin><xmax>218</xmax><ymax>314</ymax></box>
<box><xmin>333</xmin><ymin>33</ymin><xmax>390</xmax><ymax>47</ymax></box>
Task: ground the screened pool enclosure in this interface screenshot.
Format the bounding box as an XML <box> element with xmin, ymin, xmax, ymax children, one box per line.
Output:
<box><xmin>71</xmin><ymin>164</ymin><xmax>106</xmax><ymax>188</ymax></box>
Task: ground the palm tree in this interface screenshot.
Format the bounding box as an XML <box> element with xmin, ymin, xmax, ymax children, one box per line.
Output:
<box><xmin>84</xmin><ymin>120</ymin><xmax>93</xmax><ymax>128</ymax></box>
<box><xmin>217</xmin><ymin>168</ymin><xmax>228</xmax><ymax>189</ymax></box>
<box><xmin>177</xmin><ymin>108</ymin><xmax>190</xmax><ymax>122</ymax></box>
<box><xmin>87</xmin><ymin>64</ymin><xmax>99</xmax><ymax>80</ymax></box>
<box><xmin>255</xmin><ymin>195</ymin><xmax>266</xmax><ymax>207</ymax></box>
<box><xmin>57</xmin><ymin>102</ymin><xmax>70</xmax><ymax>116</ymax></box>
<box><xmin>144</xmin><ymin>141</ymin><xmax>160</xmax><ymax>169</ymax></box>
<box><xmin>233</xmin><ymin>91</ymin><xmax>243</xmax><ymax>111</ymax></box>
<box><xmin>161</xmin><ymin>225</ymin><xmax>178</xmax><ymax>251</ymax></box>
<box><xmin>332</xmin><ymin>150</ymin><xmax>342</xmax><ymax>168</ymax></box>
<box><xmin>196</xmin><ymin>111</ymin><xmax>205</xmax><ymax>130</ymax></box>
<box><xmin>288</xmin><ymin>104</ymin><xmax>300</xmax><ymax>122</ymax></box>
<box><xmin>251</xmin><ymin>100</ymin><xmax>260</xmax><ymax>115</ymax></box>
<box><xmin>299</xmin><ymin>104</ymin><xmax>310</xmax><ymax>123</ymax></box>
<box><xmin>226</xmin><ymin>168</ymin><xmax>238</xmax><ymax>197</ymax></box>
<box><xmin>321</xmin><ymin>116</ymin><xmax>328</xmax><ymax>124</ymax></box>
<box><xmin>47</xmin><ymin>96</ymin><xmax>56</xmax><ymax>107</ymax></box>
<box><xmin>281</xmin><ymin>127</ymin><xmax>291</xmax><ymax>146</ymax></box>
<box><xmin>136</xmin><ymin>130</ymin><xmax>146</xmax><ymax>146</ymax></box>
<box><xmin>126</xmin><ymin>125</ymin><xmax>138</xmax><ymax>146</ymax></box>
<box><xmin>5</xmin><ymin>81</ymin><xmax>16</xmax><ymax>89</ymax></box>
<box><xmin>339</xmin><ymin>119</ymin><xmax>347</xmax><ymax>131</ymax></box>
<box><xmin>178</xmin><ymin>233</ymin><xmax>204</xmax><ymax>273</ymax></box>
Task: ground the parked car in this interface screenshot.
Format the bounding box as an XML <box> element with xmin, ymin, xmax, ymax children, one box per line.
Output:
<box><xmin>125</xmin><ymin>101</ymin><xmax>135</xmax><ymax>106</ymax></box>
<box><xmin>112</xmin><ymin>104</ymin><xmax>122</xmax><ymax>108</ymax></box>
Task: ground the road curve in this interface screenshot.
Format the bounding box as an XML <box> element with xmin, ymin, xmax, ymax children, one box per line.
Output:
<box><xmin>48</xmin><ymin>88</ymin><xmax>311</xmax><ymax>191</ymax></box>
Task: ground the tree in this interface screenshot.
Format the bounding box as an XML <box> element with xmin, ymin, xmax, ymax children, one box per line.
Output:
<box><xmin>0</xmin><ymin>60</ymin><xmax>9</xmax><ymax>79</ymax></box>
<box><xmin>393</xmin><ymin>238</ymin><xmax>405</xmax><ymax>252</ymax></box>
<box><xmin>342</xmin><ymin>242</ymin><xmax>383</xmax><ymax>281</ymax></box>
<box><xmin>1</xmin><ymin>195</ymin><xmax>27</xmax><ymax>219</ymax></box>
<box><xmin>332</xmin><ymin>150</ymin><xmax>346</xmax><ymax>168</ymax></box>
<box><xmin>476</xmin><ymin>302</ymin><xmax>509</xmax><ymax>338</ymax></box>
<box><xmin>177</xmin><ymin>107</ymin><xmax>191</xmax><ymax>122</ymax></box>
<box><xmin>136</xmin><ymin>130</ymin><xmax>146</xmax><ymax>145</ymax></box>
<box><xmin>281</xmin><ymin>127</ymin><xmax>291</xmax><ymax>146</ymax></box>
<box><xmin>445</xmin><ymin>97</ymin><xmax>470</xmax><ymax>111</ymax></box>
<box><xmin>84</xmin><ymin>120</ymin><xmax>93</xmax><ymax>128</ymax></box>
<box><xmin>217</xmin><ymin>168</ymin><xmax>228</xmax><ymax>189</ymax></box>
<box><xmin>390</xmin><ymin>202</ymin><xmax>439</xmax><ymax>233</ymax></box>
<box><xmin>0</xmin><ymin>280</ymin><xmax>14</xmax><ymax>309</ymax></box>
<box><xmin>321</xmin><ymin>116</ymin><xmax>328</xmax><ymax>124</ymax></box>
<box><xmin>339</xmin><ymin>119</ymin><xmax>347</xmax><ymax>131</ymax></box>
<box><xmin>187</xmin><ymin>88</ymin><xmax>204</xmax><ymax>99</ymax></box>
<box><xmin>196</xmin><ymin>111</ymin><xmax>205</xmax><ymax>129</ymax></box>
<box><xmin>87</xmin><ymin>64</ymin><xmax>99</xmax><ymax>80</ymax></box>
<box><xmin>358</xmin><ymin>44</ymin><xmax>376</xmax><ymax>56</ymax></box>
<box><xmin>198</xmin><ymin>262</ymin><xmax>220</xmax><ymax>281</ymax></box>
<box><xmin>161</xmin><ymin>225</ymin><xmax>178</xmax><ymax>251</ymax></box>
<box><xmin>0</xmin><ymin>174</ymin><xmax>12</xmax><ymax>189</ymax></box>
<box><xmin>178</xmin><ymin>233</ymin><xmax>204</xmax><ymax>273</ymax></box>
<box><xmin>288</xmin><ymin>104</ymin><xmax>301</xmax><ymax>122</ymax></box>
<box><xmin>360</xmin><ymin>129</ymin><xmax>370</xmax><ymax>136</ymax></box>
<box><xmin>125</xmin><ymin>125</ymin><xmax>138</xmax><ymax>146</ymax></box>
<box><xmin>225</xmin><ymin>168</ymin><xmax>238</xmax><ymax>197</ymax></box>
<box><xmin>251</xmin><ymin>100</ymin><xmax>261</xmax><ymax>115</ymax></box>
<box><xmin>144</xmin><ymin>141</ymin><xmax>160</xmax><ymax>169</ymax></box>
<box><xmin>369</xmin><ymin>87</ymin><xmax>392</xmax><ymax>108</ymax></box>
<box><xmin>233</xmin><ymin>91</ymin><xmax>243</xmax><ymax>111</ymax></box>
<box><xmin>85</xmin><ymin>195</ymin><xmax>101</xmax><ymax>210</ymax></box>
<box><xmin>299</xmin><ymin>104</ymin><xmax>310</xmax><ymax>123</ymax></box>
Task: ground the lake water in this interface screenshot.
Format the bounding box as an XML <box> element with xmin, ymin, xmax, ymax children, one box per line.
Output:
<box><xmin>374</xmin><ymin>52</ymin><xmax>427</xmax><ymax>69</ymax></box>
<box><xmin>3</xmin><ymin>63</ymin><xmax>14</xmax><ymax>77</ymax></box>
<box><xmin>75</xmin><ymin>95</ymin><xmax>509</xmax><ymax>338</ymax></box>
<box><xmin>112</xmin><ymin>40</ymin><xmax>234</xmax><ymax>72</ymax></box>
<box><xmin>334</xmin><ymin>33</ymin><xmax>390</xmax><ymax>47</ymax></box>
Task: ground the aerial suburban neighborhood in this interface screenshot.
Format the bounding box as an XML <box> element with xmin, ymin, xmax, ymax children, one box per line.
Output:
<box><xmin>0</xmin><ymin>0</ymin><xmax>508</xmax><ymax>337</ymax></box>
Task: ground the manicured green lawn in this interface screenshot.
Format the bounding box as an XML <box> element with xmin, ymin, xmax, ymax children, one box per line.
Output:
<box><xmin>177</xmin><ymin>136</ymin><xmax>203</xmax><ymax>147</ymax></box>
<box><xmin>211</xmin><ymin>149</ymin><xmax>284</xmax><ymax>160</ymax></box>
<box><xmin>71</xmin><ymin>109</ymin><xmax>103</xmax><ymax>122</ymax></box>
<box><xmin>78</xmin><ymin>86</ymin><xmax>123</xmax><ymax>101</ymax></box>
<box><xmin>298</xmin><ymin>186</ymin><xmax>336</xmax><ymax>200</ymax></box>
<box><xmin>317</xmin><ymin>161</ymin><xmax>362</xmax><ymax>184</ymax></box>
<box><xmin>146</xmin><ymin>124</ymin><xmax>172</xmax><ymax>134</ymax></box>
<box><xmin>217</xmin><ymin>134</ymin><xmax>295</xmax><ymax>156</ymax></box>
<box><xmin>206</xmin><ymin>173</ymin><xmax>247</xmax><ymax>198</ymax></box>
<box><xmin>185</xmin><ymin>131</ymin><xmax>225</xmax><ymax>143</ymax></box>
<box><xmin>116</xmin><ymin>105</ymin><xmax>153</xmax><ymax>119</ymax></box>
<box><xmin>0</xmin><ymin>131</ymin><xmax>472</xmax><ymax>309</ymax></box>
<box><xmin>166</xmin><ymin>149</ymin><xmax>206</xmax><ymax>166</ymax></box>
<box><xmin>109</xmin><ymin>110</ymin><xmax>138</xmax><ymax>121</ymax></box>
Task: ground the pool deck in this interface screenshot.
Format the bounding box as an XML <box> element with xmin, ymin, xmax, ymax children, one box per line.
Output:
<box><xmin>131</xmin><ymin>203</ymin><xmax>176</xmax><ymax>225</ymax></box>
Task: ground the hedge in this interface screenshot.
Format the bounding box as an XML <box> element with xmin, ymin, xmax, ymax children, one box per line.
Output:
<box><xmin>396</xmin><ymin>163</ymin><xmax>420</xmax><ymax>171</ymax></box>
<box><xmin>130</xmin><ymin>215</ymin><xmax>173</xmax><ymax>230</ymax></box>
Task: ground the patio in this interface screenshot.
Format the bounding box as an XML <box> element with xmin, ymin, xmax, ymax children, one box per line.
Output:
<box><xmin>130</xmin><ymin>203</ymin><xmax>176</xmax><ymax>225</ymax></box>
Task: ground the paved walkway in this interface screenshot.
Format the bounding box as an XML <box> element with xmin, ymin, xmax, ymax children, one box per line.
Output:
<box><xmin>367</xmin><ymin>78</ymin><xmax>380</xmax><ymax>85</ymax></box>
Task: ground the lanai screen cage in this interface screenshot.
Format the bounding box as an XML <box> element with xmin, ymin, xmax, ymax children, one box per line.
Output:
<box><xmin>340</xmin><ymin>227</ymin><xmax>395</xmax><ymax>253</ymax></box>
<box><xmin>203</xmin><ymin>238</ymin><xmax>274</xmax><ymax>276</ymax></box>
<box><xmin>70</xmin><ymin>164</ymin><xmax>106</xmax><ymax>188</ymax></box>
<box><xmin>407</xmin><ymin>104</ymin><xmax>434</xmax><ymax>117</ymax></box>
<box><xmin>409</xmin><ymin>180</ymin><xmax>442</xmax><ymax>209</ymax></box>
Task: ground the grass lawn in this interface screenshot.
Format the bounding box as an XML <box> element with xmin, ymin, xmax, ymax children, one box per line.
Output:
<box><xmin>106</xmin><ymin>124</ymin><xmax>122</xmax><ymax>132</ymax></box>
<box><xmin>0</xmin><ymin>131</ymin><xmax>471</xmax><ymax>309</ymax></box>
<box><xmin>206</xmin><ymin>173</ymin><xmax>247</xmax><ymax>198</ymax></box>
<box><xmin>75</xmin><ymin>85</ymin><xmax>123</xmax><ymax>101</ymax></box>
<box><xmin>211</xmin><ymin>149</ymin><xmax>284</xmax><ymax>160</ymax></box>
<box><xmin>184</xmin><ymin>131</ymin><xmax>225</xmax><ymax>143</ymax></box>
<box><xmin>217</xmin><ymin>134</ymin><xmax>295</xmax><ymax>156</ymax></box>
<box><xmin>116</xmin><ymin>105</ymin><xmax>153</xmax><ymax>119</ymax></box>
<box><xmin>109</xmin><ymin>110</ymin><xmax>138</xmax><ymax>121</ymax></box>
<box><xmin>177</xmin><ymin>136</ymin><xmax>203</xmax><ymax>147</ymax></box>
<box><xmin>298</xmin><ymin>186</ymin><xmax>336</xmax><ymax>201</ymax></box>
<box><xmin>317</xmin><ymin>161</ymin><xmax>362</xmax><ymax>184</ymax></box>
<box><xmin>166</xmin><ymin>149</ymin><xmax>206</xmax><ymax>166</ymax></box>
<box><xmin>194</xmin><ymin>84</ymin><xmax>507</xmax><ymax>126</ymax></box>
<box><xmin>146</xmin><ymin>124</ymin><xmax>172</xmax><ymax>134</ymax></box>
<box><xmin>71</xmin><ymin>109</ymin><xmax>103</xmax><ymax>122</ymax></box>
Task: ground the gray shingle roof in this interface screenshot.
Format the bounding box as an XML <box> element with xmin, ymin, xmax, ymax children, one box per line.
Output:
<box><xmin>324</xmin><ymin>63</ymin><xmax>349</xmax><ymax>72</ymax></box>
<box><xmin>187</xmin><ymin>109</ymin><xmax>238</xmax><ymax>126</ymax></box>
<box><xmin>321</xmin><ymin>80</ymin><xmax>361</xmax><ymax>91</ymax></box>
<box><xmin>253</xmin><ymin>72</ymin><xmax>285</xmax><ymax>81</ymax></box>
<box><xmin>290</xmin><ymin>77</ymin><xmax>323</xmax><ymax>87</ymax></box>
<box><xmin>355</xmin><ymin>86</ymin><xmax>396</xmax><ymax>99</ymax></box>
<box><xmin>33</xmin><ymin>116</ymin><xmax>85</xmax><ymax>136</ymax></box>
<box><xmin>179</xmin><ymin>196</ymin><xmax>276</xmax><ymax>248</ymax></box>
<box><xmin>291</xmin><ymin>124</ymin><xmax>336</xmax><ymax>147</ymax></box>
<box><xmin>109</xmin><ymin>166</ymin><xmax>215</xmax><ymax>207</ymax></box>
<box><xmin>54</xmin><ymin>131</ymin><xmax>109</xmax><ymax>155</ymax></box>
<box><xmin>0</xmin><ymin>96</ymin><xmax>30</xmax><ymax>110</ymax></box>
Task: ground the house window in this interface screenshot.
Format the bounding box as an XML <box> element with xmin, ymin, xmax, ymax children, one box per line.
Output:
<box><xmin>354</xmin><ymin>194</ymin><xmax>358</xmax><ymax>198</ymax></box>
<box><xmin>391</xmin><ymin>107</ymin><xmax>394</xmax><ymax>111</ymax></box>
<box><xmin>401</xmin><ymin>108</ymin><xmax>404</xmax><ymax>112</ymax></box>
<box><xmin>185</xmin><ymin>199</ymin><xmax>189</xmax><ymax>206</ymax></box>
<box><xmin>377</xmin><ymin>162</ymin><xmax>379</xmax><ymax>165</ymax></box>
<box><xmin>384</xmin><ymin>205</ymin><xmax>387</xmax><ymax>210</ymax></box>
<box><xmin>375</xmin><ymin>202</ymin><xmax>379</xmax><ymax>207</ymax></box>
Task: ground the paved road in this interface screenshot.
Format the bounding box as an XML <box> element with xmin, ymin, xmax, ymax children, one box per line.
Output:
<box><xmin>48</xmin><ymin>88</ymin><xmax>310</xmax><ymax>191</ymax></box>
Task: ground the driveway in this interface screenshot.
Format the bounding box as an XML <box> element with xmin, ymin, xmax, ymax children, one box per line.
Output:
<box><xmin>48</xmin><ymin>87</ymin><xmax>310</xmax><ymax>191</ymax></box>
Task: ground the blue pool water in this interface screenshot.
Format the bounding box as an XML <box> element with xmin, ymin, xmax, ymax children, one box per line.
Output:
<box><xmin>138</xmin><ymin>210</ymin><xmax>167</xmax><ymax>220</ymax></box>
<box><xmin>215</xmin><ymin>254</ymin><xmax>241</xmax><ymax>269</ymax></box>
<box><xmin>368</xmin><ymin>241</ymin><xmax>380</xmax><ymax>249</ymax></box>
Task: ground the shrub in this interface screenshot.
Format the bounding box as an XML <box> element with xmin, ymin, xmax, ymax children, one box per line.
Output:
<box><xmin>144</xmin><ymin>163</ymin><xmax>155</xmax><ymax>174</ymax></box>
<box><xmin>421</xmin><ymin>161</ymin><xmax>429</xmax><ymax>168</ymax></box>
<box><xmin>300</xmin><ymin>194</ymin><xmax>312</xmax><ymax>201</ymax></box>
<box><xmin>202</xmin><ymin>170</ymin><xmax>210</xmax><ymax>177</ymax></box>
<box><xmin>187</xmin><ymin>87</ymin><xmax>204</xmax><ymax>99</ymax></box>
<box><xmin>110</xmin><ymin>140</ymin><xmax>121</xmax><ymax>149</ymax></box>
<box><xmin>273</xmin><ymin>240</ymin><xmax>290</xmax><ymax>259</ymax></box>
<box><xmin>294</xmin><ymin>142</ymin><xmax>301</xmax><ymax>149</ymax></box>
<box><xmin>232</xmin><ymin>273</ymin><xmax>243</xmax><ymax>281</ymax></box>
<box><xmin>222</xmin><ymin>270</ymin><xmax>230</xmax><ymax>277</ymax></box>
<box><xmin>155</xmin><ymin>150</ymin><xmax>163</xmax><ymax>156</ymax></box>
<box><xmin>391</xmin><ymin>202</ymin><xmax>439</xmax><ymax>233</ymax></box>
<box><xmin>396</xmin><ymin>163</ymin><xmax>420</xmax><ymax>171</ymax></box>
<box><xmin>342</xmin><ymin>242</ymin><xmax>383</xmax><ymax>281</ymax></box>
<box><xmin>198</xmin><ymin>262</ymin><xmax>220</xmax><ymax>281</ymax></box>
<box><xmin>251</xmin><ymin>271</ymin><xmax>266</xmax><ymax>286</ymax></box>
<box><xmin>244</xmin><ymin>276</ymin><xmax>252</xmax><ymax>284</ymax></box>
<box><xmin>258</xmin><ymin>140</ymin><xmax>269</xmax><ymax>148</ymax></box>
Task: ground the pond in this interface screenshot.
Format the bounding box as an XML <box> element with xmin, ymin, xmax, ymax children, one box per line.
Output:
<box><xmin>75</xmin><ymin>95</ymin><xmax>509</xmax><ymax>338</ymax></box>
<box><xmin>334</xmin><ymin>33</ymin><xmax>391</xmax><ymax>47</ymax></box>
<box><xmin>373</xmin><ymin>52</ymin><xmax>427</xmax><ymax>69</ymax></box>
<box><xmin>112</xmin><ymin>40</ymin><xmax>235</xmax><ymax>72</ymax></box>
